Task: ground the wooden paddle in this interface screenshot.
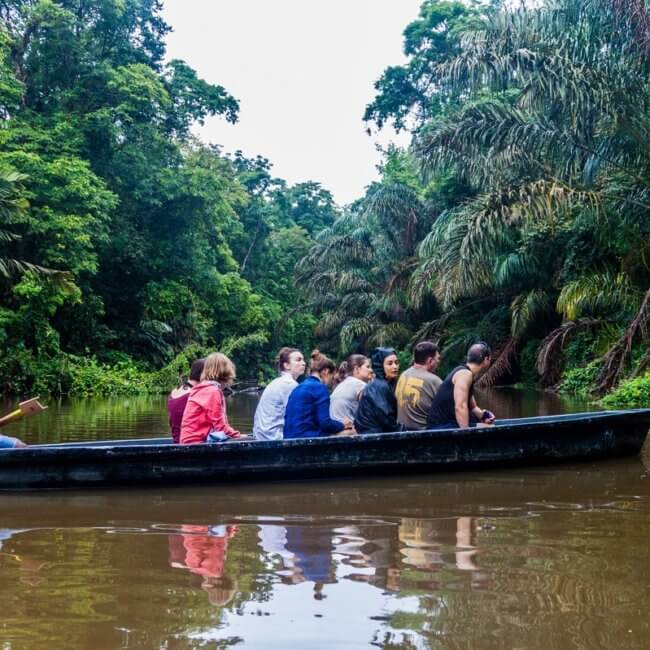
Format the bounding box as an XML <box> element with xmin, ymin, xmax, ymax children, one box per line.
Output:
<box><xmin>0</xmin><ymin>397</ymin><xmax>48</xmax><ymax>428</ymax></box>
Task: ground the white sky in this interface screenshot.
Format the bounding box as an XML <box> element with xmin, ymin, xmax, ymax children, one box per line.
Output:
<box><xmin>162</xmin><ymin>0</ymin><xmax>422</xmax><ymax>205</ymax></box>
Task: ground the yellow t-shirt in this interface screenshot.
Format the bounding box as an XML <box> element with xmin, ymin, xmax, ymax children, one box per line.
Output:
<box><xmin>395</xmin><ymin>366</ymin><xmax>442</xmax><ymax>430</ymax></box>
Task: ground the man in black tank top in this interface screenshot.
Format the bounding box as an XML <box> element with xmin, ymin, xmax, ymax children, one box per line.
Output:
<box><xmin>426</xmin><ymin>342</ymin><xmax>496</xmax><ymax>430</ymax></box>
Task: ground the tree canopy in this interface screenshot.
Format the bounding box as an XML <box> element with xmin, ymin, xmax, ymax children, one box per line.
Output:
<box><xmin>0</xmin><ymin>0</ymin><xmax>334</xmax><ymax>394</ymax></box>
<box><xmin>303</xmin><ymin>0</ymin><xmax>650</xmax><ymax>397</ymax></box>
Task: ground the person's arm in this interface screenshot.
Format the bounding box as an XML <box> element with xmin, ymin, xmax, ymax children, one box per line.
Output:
<box><xmin>314</xmin><ymin>386</ymin><xmax>345</xmax><ymax>435</ymax></box>
<box><xmin>470</xmin><ymin>395</ymin><xmax>495</xmax><ymax>425</ymax></box>
<box><xmin>452</xmin><ymin>370</ymin><xmax>473</xmax><ymax>428</ymax></box>
<box><xmin>206</xmin><ymin>388</ymin><xmax>240</xmax><ymax>438</ymax></box>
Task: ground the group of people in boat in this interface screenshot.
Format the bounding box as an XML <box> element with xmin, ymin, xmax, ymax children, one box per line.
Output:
<box><xmin>168</xmin><ymin>340</ymin><xmax>496</xmax><ymax>444</ymax></box>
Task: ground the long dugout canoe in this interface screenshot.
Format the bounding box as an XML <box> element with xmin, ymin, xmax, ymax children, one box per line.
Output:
<box><xmin>0</xmin><ymin>410</ymin><xmax>648</xmax><ymax>490</ymax></box>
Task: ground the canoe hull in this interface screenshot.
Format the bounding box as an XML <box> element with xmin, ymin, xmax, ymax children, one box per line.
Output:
<box><xmin>0</xmin><ymin>410</ymin><xmax>648</xmax><ymax>490</ymax></box>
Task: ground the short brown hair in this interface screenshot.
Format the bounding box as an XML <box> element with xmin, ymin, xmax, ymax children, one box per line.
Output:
<box><xmin>413</xmin><ymin>341</ymin><xmax>440</xmax><ymax>364</ymax></box>
<box><xmin>201</xmin><ymin>352</ymin><xmax>236</xmax><ymax>384</ymax></box>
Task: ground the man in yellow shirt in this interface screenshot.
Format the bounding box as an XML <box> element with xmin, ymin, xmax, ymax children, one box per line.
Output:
<box><xmin>395</xmin><ymin>341</ymin><xmax>442</xmax><ymax>430</ymax></box>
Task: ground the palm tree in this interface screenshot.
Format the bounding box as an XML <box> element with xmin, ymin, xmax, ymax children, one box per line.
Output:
<box><xmin>411</xmin><ymin>0</ymin><xmax>650</xmax><ymax>389</ymax></box>
<box><xmin>0</xmin><ymin>168</ymin><xmax>65</xmax><ymax>278</ymax></box>
<box><xmin>297</xmin><ymin>182</ymin><xmax>432</xmax><ymax>353</ymax></box>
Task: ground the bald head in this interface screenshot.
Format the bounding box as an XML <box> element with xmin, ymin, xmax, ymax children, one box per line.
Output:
<box><xmin>467</xmin><ymin>342</ymin><xmax>491</xmax><ymax>365</ymax></box>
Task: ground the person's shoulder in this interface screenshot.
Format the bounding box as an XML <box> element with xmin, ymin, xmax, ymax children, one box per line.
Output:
<box><xmin>420</xmin><ymin>369</ymin><xmax>440</xmax><ymax>384</ymax></box>
<box><xmin>348</xmin><ymin>376</ymin><xmax>366</xmax><ymax>390</ymax></box>
<box><xmin>452</xmin><ymin>367</ymin><xmax>472</xmax><ymax>384</ymax></box>
<box><xmin>169</xmin><ymin>386</ymin><xmax>190</xmax><ymax>400</ymax></box>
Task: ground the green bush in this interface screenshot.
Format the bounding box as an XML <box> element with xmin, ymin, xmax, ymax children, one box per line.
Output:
<box><xmin>148</xmin><ymin>344</ymin><xmax>208</xmax><ymax>394</ymax></box>
<box><xmin>67</xmin><ymin>357</ymin><xmax>153</xmax><ymax>397</ymax></box>
<box><xmin>559</xmin><ymin>361</ymin><xmax>600</xmax><ymax>396</ymax></box>
<box><xmin>601</xmin><ymin>372</ymin><xmax>650</xmax><ymax>408</ymax></box>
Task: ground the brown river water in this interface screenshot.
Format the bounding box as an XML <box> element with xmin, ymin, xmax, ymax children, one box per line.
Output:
<box><xmin>0</xmin><ymin>389</ymin><xmax>648</xmax><ymax>649</ymax></box>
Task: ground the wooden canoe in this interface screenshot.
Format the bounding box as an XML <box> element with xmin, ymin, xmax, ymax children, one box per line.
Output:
<box><xmin>0</xmin><ymin>410</ymin><xmax>648</xmax><ymax>490</ymax></box>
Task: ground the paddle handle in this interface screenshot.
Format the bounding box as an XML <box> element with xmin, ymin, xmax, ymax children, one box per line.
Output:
<box><xmin>0</xmin><ymin>409</ymin><xmax>22</xmax><ymax>428</ymax></box>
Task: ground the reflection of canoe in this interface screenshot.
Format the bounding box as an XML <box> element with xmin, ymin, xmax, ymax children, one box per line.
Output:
<box><xmin>0</xmin><ymin>410</ymin><xmax>648</xmax><ymax>490</ymax></box>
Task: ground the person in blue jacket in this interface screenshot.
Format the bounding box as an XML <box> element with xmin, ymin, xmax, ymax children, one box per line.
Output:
<box><xmin>284</xmin><ymin>350</ymin><xmax>353</xmax><ymax>439</ymax></box>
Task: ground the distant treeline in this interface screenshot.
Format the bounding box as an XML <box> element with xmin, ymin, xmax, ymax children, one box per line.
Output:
<box><xmin>1</xmin><ymin>0</ymin><xmax>648</xmax><ymax>407</ymax></box>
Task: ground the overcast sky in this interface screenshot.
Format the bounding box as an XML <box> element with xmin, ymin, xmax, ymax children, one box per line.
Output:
<box><xmin>162</xmin><ymin>0</ymin><xmax>422</xmax><ymax>205</ymax></box>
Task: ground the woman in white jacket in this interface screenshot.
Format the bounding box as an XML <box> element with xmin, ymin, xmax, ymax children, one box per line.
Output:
<box><xmin>253</xmin><ymin>347</ymin><xmax>306</xmax><ymax>441</ymax></box>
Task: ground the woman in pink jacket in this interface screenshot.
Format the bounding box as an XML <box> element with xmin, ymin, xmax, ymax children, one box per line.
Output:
<box><xmin>180</xmin><ymin>352</ymin><xmax>242</xmax><ymax>444</ymax></box>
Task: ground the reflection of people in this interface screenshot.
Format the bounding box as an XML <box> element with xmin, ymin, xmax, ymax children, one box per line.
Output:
<box><xmin>427</xmin><ymin>342</ymin><xmax>496</xmax><ymax>430</ymax></box>
<box><xmin>333</xmin><ymin>523</ymin><xmax>403</xmax><ymax>593</ymax></box>
<box><xmin>284</xmin><ymin>525</ymin><xmax>336</xmax><ymax>598</ymax></box>
<box><xmin>396</xmin><ymin>341</ymin><xmax>442</xmax><ymax>431</ymax></box>
<box><xmin>168</xmin><ymin>524</ymin><xmax>239</xmax><ymax>606</ymax></box>
<box><xmin>399</xmin><ymin>517</ymin><xmax>478</xmax><ymax>572</ymax></box>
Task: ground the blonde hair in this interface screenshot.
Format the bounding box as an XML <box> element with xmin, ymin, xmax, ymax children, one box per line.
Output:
<box><xmin>201</xmin><ymin>352</ymin><xmax>236</xmax><ymax>385</ymax></box>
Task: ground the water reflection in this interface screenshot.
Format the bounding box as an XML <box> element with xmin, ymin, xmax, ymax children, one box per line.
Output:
<box><xmin>0</xmin><ymin>528</ymin><xmax>49</xmax><ymax>586</ymax></box>
<box><xmin>168</xmin><ymin>525</ymin><xmax>239</xmax><ymax>607</ymax></box>
<box><xmin>0</xmin><ymin>463</ymin><xmax>648</xmax><ymax>647</ymax></box>
<box><xmin>400</xmin><ymin>516</ymin><xmax>479</xmax><ymax>573</ymax></box>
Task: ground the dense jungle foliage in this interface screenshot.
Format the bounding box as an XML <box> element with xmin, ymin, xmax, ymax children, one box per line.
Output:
<box><xmin>1</xmin><ymin>0</ymin><xmax>648</xmax><ymax>406</ymax></box>
<box><xmin>0</xmin><ymin>0</ymin><xmax>338</xmax><ymax>395</ymax></box>
<box><xmin>300</xmin><ymin>0</ymin><xmax>650</xmax><ymax>406</ymax></box>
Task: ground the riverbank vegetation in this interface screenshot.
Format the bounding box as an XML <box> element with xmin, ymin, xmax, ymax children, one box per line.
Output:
<box><xmin>0</xmin><ymin>0</ymin><xmax>330</xmax><ymax>395</ymax></box>
<box><xmin>1</xmin><ymin>0</ymin><xmax>648</xmax><ymax>405</ymax></box>
<box><xmin>301</xmin><ymin>0</ymin><xmax>650</xmax><ymax>405</ymax></box>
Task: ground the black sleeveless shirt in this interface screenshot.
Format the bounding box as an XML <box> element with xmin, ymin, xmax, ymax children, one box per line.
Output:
<box><xmin>426</xmin><ymin>365</ymin><xmax>473</xmax><ymax>428</ymax></box>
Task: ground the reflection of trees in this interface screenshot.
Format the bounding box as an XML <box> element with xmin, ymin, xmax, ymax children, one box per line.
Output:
<box><xmin>383</xmin><ymin>512</ymin><xmax>647</xmax><ymax>650</ymax></box>
<box><xmin>0</xmin><ymin>524</ymin><xmax>273</xmax><ymax>648</ymax></box>
<box><xmin>1</xmin><ymin>497</ymin><xmax>648</xmax><ymax>648</ymax></box>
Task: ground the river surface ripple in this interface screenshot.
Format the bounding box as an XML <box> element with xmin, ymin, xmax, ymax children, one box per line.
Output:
<box><xmin>0</xmin><ymin>391</ymin><xmax>648</xmax><ymax>649</ymax></box>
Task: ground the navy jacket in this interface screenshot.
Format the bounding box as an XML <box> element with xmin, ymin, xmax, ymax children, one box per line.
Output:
<box><xmin>283</xmin><ymin>376</ymin><xmax>345</xmax><ymax>439</ymax></box>
<box><xmin>354</xmin><ymin>347</ymin><xmax>399</xmax><ymax>434</ymax></box>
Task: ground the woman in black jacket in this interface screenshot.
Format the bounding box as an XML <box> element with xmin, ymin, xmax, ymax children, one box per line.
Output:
<box><xmin>354</xmin><ymin>347</ymin><xmax>400</xmax><ymax>434</ymax></box>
